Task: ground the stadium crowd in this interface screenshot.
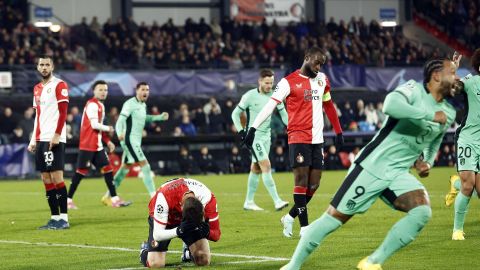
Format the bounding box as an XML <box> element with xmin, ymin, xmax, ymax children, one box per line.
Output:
<box><xmin>1</xmin><ymin>2</ymin><xmax>443</xmax><ymax>70</ymax></box>
<box><xmin>414</xmin><ymin>0</ymin><xmax>480</xmax><ymax>51</ymax></box>
<box><xmin>0</xmin><ymin>95</ymin><xmax>458</xmax><ymax>173</ymax></box>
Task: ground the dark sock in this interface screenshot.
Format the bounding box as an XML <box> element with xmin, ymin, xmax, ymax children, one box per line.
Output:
<box><xmin>140</xmin><ymin>249</ymin><xmax>149</xmax><ymax>267</ymax></box>
<box><xmin>306</xmin><ymin>188</ymin><xmax>316</xmax><ymax>204</ymax></box>
<box><xmin>289</xmin><ymin>186</ymin><xmax>308</xmax><ymax>226</ymax></box>
<box><xmin>56</xmin><ymin>182</ymin><xmax>68</xmax><ymax>214</ymax></box>
<box><xmin>45</xmin><ymin>183</ymin><xmax>59</xmax><ymax>216</ymax></box>
<box><xmin>68</xmin><ymin>172</ymin><xmax>84</xmax><ymax>198</ymax></box>
<box><xmin>103</xmin><ymin>172</ymin><xmax>117</xmax><ymax>197</ymax></box>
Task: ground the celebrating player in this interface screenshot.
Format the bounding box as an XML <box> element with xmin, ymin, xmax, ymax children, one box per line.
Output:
<box><xmin>280</xmin><ymin>58</ymin><xmax>458</xmax><ymax>270</ymax></box>
<box><xmin>231</xmin><ymin>69</ymin><xmax>289</xmax><ymax>211</ymax></box>
<box><xmin>445</xmin><ymin>50</ymin><xmax>480</xmax><ymax>240</ymax></box>
<box><xmin>243</xmin><ymin>47</ymin><xmax>343</xmax><ymax>236</ymax></box>
<box><xmin>28</xmin><ymin>55</ymin><xmax>70</xmax><ymax>230</ymax></box>
<box><xmin>103</xmin><ymin>82</ymin><xmax>169</xmax><ymax>202</ymax></box>
<box><xmin>139</xmin><ymin>177</ymin><xmax>221</xmax><ymax>268</ymax></box>
<box><xmin>67</xmin><ymin>80</ymin><xmax>131</xmax><ymax>209</ymax></box>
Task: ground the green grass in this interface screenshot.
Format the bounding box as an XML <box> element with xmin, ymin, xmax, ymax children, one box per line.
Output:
<box><xmin>0</xmin><ymin>168</ymin><xmax>478</xmax><ymax>269</ymax></box>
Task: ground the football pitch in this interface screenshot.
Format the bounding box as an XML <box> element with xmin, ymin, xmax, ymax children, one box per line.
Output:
<box><xmin>0</xmin><ymin>168</ymin><xmax>477</xmax><ymax>270</ymax></box>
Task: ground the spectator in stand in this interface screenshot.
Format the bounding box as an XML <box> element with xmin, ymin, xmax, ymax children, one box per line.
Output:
<box><xmin>179</xmin><ymin>115</ymin><xmax>197</xmax><ymax>136</ymax></box>
<box><xmin>172</xmin><ymin>126</ymin><xmax>184</xmax><ymax>137</ymax></box>
<box><xmin>9</xmin><ymin>125</ymin><xmax>28</xmax><ymax>143</ymax></box>
<box><xmin>0</xmin><ymin>107</ymin><xmax>17</xmax><ymax>139</ymax></box>
<box><xmin>324</xmin><ymin>145</ymin><xmax>343</xmax><ymax>170</ymax></box>
<box><xmin>65</xmin><ymin>114</ymin><xmax>76</xmax><ymax>140</ymax></box>
<box><xmin>192</xmin><ymin>107</ymin><xmax>207</xmax><ymax>134</ymax></box>
<box><xmin>147</xmin><ymin>106</ymin><xmax>162</xmax><ymax>134</ymax></box>
<box><xmin>348</xmin><ymin>146</ymin><xmax>360</xmax><ymax>165</ymax></box>
<box><xmin>223</xmin><ymin>99</ymin><xmax>235</xmax><ymax>132</ymax></box>
<box><xmin>375</xmin><ymin>102</ymin><xmax>386</xmax><ymax>126</ymax></box>
<box><xmin>18</xmin><ymin>107</ymin><xmax>34</xmax><ymax>141</ymax></box>
<box><xmin>341</xmin><ymin>101</ymin><xmax>356</xmax><ymax>130</ymax></box>
<box><xmin>208</xmin><ymin>106</ymin><xmax>225</xmax><ymax>134</ymax></box>
<box><xmin>178</xmin><ymin>146</ymin><xmax>197</xmax><ymax>175</ymax></box>
<box><xmin>272</xmin><ymin>145</ymin><xmax>289</xmax><ymax>172</ymax></box>
<box><xmin>229</xmin><ymin>145</ymin><xmax>246</xmax><ymax>173</ymax></box>
<box><xmin>70</xmin><ymin>106</ymin><xmax>82</xmax><ymax>133</ymax></box>
<box><xmin>365</xmin><ymin>102</ymin><xmax>378</xmax><ymax>129</ymax></box>
<box><xmin>198</xmin><ymin>146</ymin><xmax>220</xmax><ymax>174</ymax></box>
<box><xmin>437</xmin><ymin>144</ymin><xmax>455</xmax><ymax>167</ymax></box>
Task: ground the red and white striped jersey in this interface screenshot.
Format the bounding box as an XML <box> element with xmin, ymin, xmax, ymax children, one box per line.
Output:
<box><xmin>149</xmin><ymin>178</ymin><xmax>218</xmax><ymax>226</ymax></box>
<box><xmin>271</xmin><ymin>70</ymin><xmax>331</xmax><ymax>144</ymax></box>
<box><xmin>79</xmin><ymin>98</ymin><xmax>107</xmax><ymax>151</ymax></box>
<box><xmin>32</xmin><ymin>76</ymin><xmax>69</xmax><ymax>143</ymax></box>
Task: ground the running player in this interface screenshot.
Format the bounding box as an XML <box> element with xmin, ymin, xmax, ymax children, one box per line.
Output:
<box><xmin>139</xmin><ymin>177</ymin><xmax>221</xmax><ymax>268</ymax></box>
<box><xmin>280</xmin><ymin>58</ymin><xmax>458</xmax><ymax>270</ymax></box>
<box><xmin>446</xmin><ymin>50</ymin><xmax>480</xmax><ymax>240</ymax></box>
<box><xmin>243</xmin><ymin>47</ymin><xmax>344</xmax><ymax>237</ymax></box>
<box><xmin>103</xmin><ymin>82</ymin><xmax>169</xmax><ymax>202</ymax></box>
<box><xmin>231</xmin><ymin>69</ymin><xmax>289</xmax><ymax>211</ymax></box>
<box><xmin>67</xmin><ymin>80</ymin><xmax>131</xmax><ymax>209</ymax></box>
<box><xmin>28</xmin><ymin>55</ymin><xmax>70</xmax><ymax>230</ymax></box>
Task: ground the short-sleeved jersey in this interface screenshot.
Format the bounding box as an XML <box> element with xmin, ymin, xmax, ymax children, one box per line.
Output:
<box><xmin>118</xmin><ymin>97</ymin><xmax>147</xmax><ymax>142</ymax></box>
<box><xmin>457</xmin><ymin>74</ymin><xmax>480</xmax><ymax>142</ymax></box>
<box><xmin>32</xmin><ymin>76</ymin><xmax>69</xmax><ymax>143</ymax></box>
<box><xmin>271</xmin><ymin>70</ymin><xmax>331</xmax><ymax>144</ymax></box>
<box><xmin>79</xmin><ymin>98</ymin><xmax>107</xmax><ymax>151</ymax></box>
<box><xmin>355</xmin><ymin>80</ymin><xmax>456</xmax><ymax>179</ymax></box>
<box><xmin>149</xmin><ymin>178</ymin><xmax>218</xmax><ymax>226</ymax></box>
<box><xmin>238</xmin><ymin>88</ymin><xmax>286</xmax><ymax>135</ymax></box>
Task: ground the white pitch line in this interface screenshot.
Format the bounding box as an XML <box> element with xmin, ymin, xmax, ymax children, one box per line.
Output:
<box><xmin>107</xmin><ymin>260</ymin><xmax>274</xmax><ymax>270</ymax></box>
<box><xmin>0</xmin><ymin>240</ymin><xmax>289</xmax><ymax>262</ymax></box>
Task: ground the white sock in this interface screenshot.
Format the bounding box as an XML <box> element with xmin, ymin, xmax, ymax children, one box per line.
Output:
<box><xmin>52</xmin><ymin>215</ymin><xmax>60</xmax><ymax>221</ymax></box>
<box><xmin>60</xmin><ymin>214</ymin><xmax>68</xmax><ymax>222</ymax></box>
<box><xmin>67</xmin><ymin>198</ymin><xmax>73</xmax><ymax>203</ymax></box>
<box><xmin>284</xmin><ymin>214</ymin><xmax>294</xmax><ymax>222</ymax></box>
<box><xmin>111</xmin><ymin>196</ymin><xmax>120</xmax><ymax>203</ymax></box>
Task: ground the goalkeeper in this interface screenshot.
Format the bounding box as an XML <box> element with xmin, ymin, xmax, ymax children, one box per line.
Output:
<box><xmin>103</xmin><ymin>82</ymin><xmax>169</xmax><ymax>203</ymax></box>
<box><xmin>139</xmin><ymin>177</ymin><xmax>221</xmax><ymax>268</ymax></box>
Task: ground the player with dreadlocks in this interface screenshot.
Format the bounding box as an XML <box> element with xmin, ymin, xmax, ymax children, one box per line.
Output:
<box><xmin>280</xmin><ymin>57</ymin><xmax>459</xmax><ymax>270</ymax></box>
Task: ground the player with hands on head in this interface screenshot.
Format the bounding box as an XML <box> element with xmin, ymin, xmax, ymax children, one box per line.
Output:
<box><xmin>139</xmin><ymin>178</ymin><xmax>221</xmax><ymax>268</ymax></box>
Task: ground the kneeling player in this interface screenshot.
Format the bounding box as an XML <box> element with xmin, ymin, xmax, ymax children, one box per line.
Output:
<box><xmin>140</xmin><ymin>178</ymin><xmax>221</xmax><ymax>268</ymax></box>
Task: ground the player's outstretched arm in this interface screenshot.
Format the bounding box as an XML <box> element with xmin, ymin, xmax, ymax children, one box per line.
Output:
<box><xmin>383</xmin><ymin>91</ymin><xmax>434</xmax><ymax>120</ymax></box>
<box><xmin>146</xmin><ymin>112</ymin><xmax>169</xmax><ymax>123</ymax></box>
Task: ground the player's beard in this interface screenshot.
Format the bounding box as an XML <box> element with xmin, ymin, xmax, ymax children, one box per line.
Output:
<box><xmin>41</xmin><ymin>72</ymin><xmax>52</xmax><ymax>80</ymax></box>
<box><xmin>304</xmin><ymin>66</ymin><xmax>318</xmax><ymax>78</ymax></box>
<box><xmin>439</xmin><ymin>79</ymin><xmax>455</xmax><ymax>97</ymax></box>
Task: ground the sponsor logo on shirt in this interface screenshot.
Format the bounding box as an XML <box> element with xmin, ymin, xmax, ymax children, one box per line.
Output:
<box><xmin>303</xmin><ymin>89</ymin><xmax>320</xmax><ymax>101</ymax></box>
<box><xmin>61</xmin><ymin>89</ymin><xmax>68</xmax><ymax>97</ymax></box>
